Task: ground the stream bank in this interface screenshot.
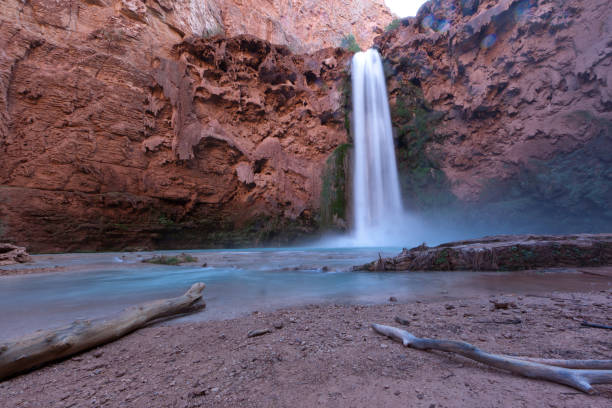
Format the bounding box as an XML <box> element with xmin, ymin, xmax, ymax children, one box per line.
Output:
<box><xmin>1</xmin><ymin>288</ymin><xmax>610</xmax><ymax>407</ymax></box>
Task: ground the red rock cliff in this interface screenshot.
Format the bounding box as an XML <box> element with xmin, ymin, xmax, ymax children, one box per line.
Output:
<box><xmin>0</xmin><ymin>0</ymin><xmax>352</xmax><ymax>252</ymax></box>
<box><xmin>219</xmin><ymin>0</ymin><xmax>394</xmax><ymax>53</ymax></box>
<box><xmin>378</xmin><ymin>0</ymin><xmax>611</xmax><ymax>233</ymax></box>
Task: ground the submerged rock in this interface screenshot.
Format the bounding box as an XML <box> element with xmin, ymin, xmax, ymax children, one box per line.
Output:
<box><xmin>355</xmin><ymin>234</ymin><xmax>612</xmax><ymax>271</ymax></box>
<box><xmin>141</xmin><ymin>253</ymin><xmax>198</xmax><ymax>266</ymax></box>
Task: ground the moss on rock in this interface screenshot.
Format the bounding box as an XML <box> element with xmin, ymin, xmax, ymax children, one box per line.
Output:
<box><xmin>320</xmin><ymin>144</ymin><xmax>351</xmax><ymax>230</ymax></box>
<box><xmin>389</xmin><ymin>82</ymin><xmax>456</xmax><ymax>210</ymax></box>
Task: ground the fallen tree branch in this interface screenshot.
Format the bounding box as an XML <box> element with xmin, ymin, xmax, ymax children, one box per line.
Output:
<box><xmin>0</xmin><ymin>282</ymin><xmax>206</xmax><ymax>381</ymax></box>
<box><xmin>510</xmin><ymin>357</ymin><xmax>612</xmax><ymax>370</ymax></box>
<box><xmin>372</xmin><ymin>323</ymin><xmax>612</xmax><ymax>394</ymax></box>
<box><xmin>581</xmin><ymin>321</ymin><xmax>612</xmax><ymax>330</ymax></box>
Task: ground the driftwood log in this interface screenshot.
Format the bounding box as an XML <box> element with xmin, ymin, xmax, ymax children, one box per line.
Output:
<box><xmin>356</xmin><ymin>234</ymin><xmax>612</xmax><ymax>271</ymax></box>
<box><xmin>0</xmin><ymin>282</ymin><xmax>206</xmax><ymax>381</ymax></box>
<box><xmin>372</xmin><ymin>323</ymin><xmax>612</xmax><ymax>394</ymax></box>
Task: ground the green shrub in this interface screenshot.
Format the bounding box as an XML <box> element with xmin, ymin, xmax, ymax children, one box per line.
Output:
<box><xmin>386</xmin><ymin>19</ymin><xmax>401</xmax><ymax>32</ymax></box>
<box><xmin>142</xmin><ymin>253</ymin><xmax>198</xmax><ymax>266</ymax></box>
<box><xmin>158</xmin><ymin>214</ymin><xmax>174</xmax><ymax>226</ymax></box>
<box><xmin>340</xmin><ymin>34</ymin><xmax>361</xmax><ymax>53</ymax></box>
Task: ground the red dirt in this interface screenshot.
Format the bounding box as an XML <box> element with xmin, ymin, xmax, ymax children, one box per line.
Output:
<box><xmin>1</xmin><ymin>290</ymin><xmax>611</xmax><ymax>407</ymax></box>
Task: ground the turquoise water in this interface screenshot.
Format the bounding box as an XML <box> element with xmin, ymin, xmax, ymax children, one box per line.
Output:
<box><xmin>0</xmin><ymin>247</ymin><xmax>609</xmax><ymax>341</ymax></box>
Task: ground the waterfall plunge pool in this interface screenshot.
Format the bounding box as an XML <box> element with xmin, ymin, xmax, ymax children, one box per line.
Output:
<box><xmin>1</xmin><ymin>247</ymin><xmax>609</xmax><ymax>342</ymax></box>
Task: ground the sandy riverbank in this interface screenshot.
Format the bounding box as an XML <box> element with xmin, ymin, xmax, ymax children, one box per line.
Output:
<box><xmin>1</xmin><ymin>289</ymin><xmax>611</xmax><ymax>407</ymax></box>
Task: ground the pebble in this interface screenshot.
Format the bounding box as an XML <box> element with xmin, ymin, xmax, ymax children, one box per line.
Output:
<box><xmin>273</xmin><ymin>321</ymin><xmax>284</xmax><ymax>329</ymax></box>
<box><xmin>394</xmin><ymin>316</ymin><xmax>410</xmax><ymax>326</ymax></box>
<box><xmin>189</xmin><ymin>389</ymin><xmax>207</xmax><ymax>398</ymax></box>
<box><xmin>247</xmin><ymin>328</ymin><xmax>271</xmax><ymax>338</ymax></box>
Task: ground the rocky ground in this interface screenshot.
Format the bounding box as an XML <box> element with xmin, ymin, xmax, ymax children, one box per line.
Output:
<box><xmin>1</xmin><ymin>288</ymin><xmax>611</xmax><ymax>407</ymax></box>
<box><xmin>358</xmin><ymin>234</ymin><xmax>612</xmax><ymax>272</ymax></box>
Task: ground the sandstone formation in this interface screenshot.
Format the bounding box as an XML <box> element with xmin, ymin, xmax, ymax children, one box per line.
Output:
<box><xmin>356</xmin><ymin>234</ymin><xmax>612</xmax><ymax>271</ymax></box>
<box><xmin>1</xmin><ymin>0</ymin><xmax>610</xmax><ymax>252</ymax></box>
<box><xmin>0</xmin><ymin>244</ymin><xmax>32</xmax><ymax>266</ymax></box>
<box><xmin>219</xmin><ymin>0</ymin><xmax>394</xmax><ymax>53</ymax></box>
<box><xmin>378</xmin><ymin>0</ymin><xmax>612</xmax><ymax>232</ymax></box>
<box><xmin>0</xmin><ymin>0</ymin><xmax>351</xmax><ymax>252</ymax></box>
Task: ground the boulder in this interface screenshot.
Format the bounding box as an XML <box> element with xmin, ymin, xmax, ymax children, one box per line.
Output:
<box><xmin>0</xmin><ymin>244</ymin><xmax>32</xmax><ymax>266</ymax></box>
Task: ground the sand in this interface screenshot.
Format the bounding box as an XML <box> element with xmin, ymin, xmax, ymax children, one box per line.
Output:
<box><xmin>1</xmin><ymin>289</ymin><xmax>611</xmax><ymax>407</ymax></box>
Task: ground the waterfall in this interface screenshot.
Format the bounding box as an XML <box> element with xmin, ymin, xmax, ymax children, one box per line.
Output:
<box><xmin>351</xmin><ymin>49</ymin><xmax>404</xmax><ymax>246</ymax></box>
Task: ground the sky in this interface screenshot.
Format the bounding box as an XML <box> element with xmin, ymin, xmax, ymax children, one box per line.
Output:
<box><xmin>385</xmin><ymin>0</ymin><xmax>428</xmax><ymax>17</ymax></box>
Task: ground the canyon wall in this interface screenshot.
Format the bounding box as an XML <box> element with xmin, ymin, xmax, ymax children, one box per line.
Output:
<box><xmin>1</xmin><ymin>0</ymin><xmax>610</xmax><ymax>252</ymax></box>
<box><xmin>0</xmin><ymin>0</ymin><xmax>352</xmax><ymax>252</ymax></box>
<box><xmin>378</xmin><ymin>0</ymin><xmax>611</xmax><ymax>233</ymax></box>
<box><xmin>220</xmin><ymin>0</ymin><xmax>394</xmax><ymax>53</ymax></box>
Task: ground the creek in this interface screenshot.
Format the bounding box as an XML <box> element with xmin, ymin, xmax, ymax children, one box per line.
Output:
<box><xmin>1</xmin><ymin>247</ymin><xmax>608</xmax><ymax>341</ymax></box>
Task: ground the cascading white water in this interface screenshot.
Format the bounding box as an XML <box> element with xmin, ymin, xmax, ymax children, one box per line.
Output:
<box><xmin>351</xmin><ymin>49</ymin><xmax>404</xmax><ymax>246</ymax></box>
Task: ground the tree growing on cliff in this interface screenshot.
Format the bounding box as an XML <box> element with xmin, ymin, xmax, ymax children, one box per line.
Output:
<box><xmin>386</xmin><ymin>18</ymin><xmax>401</xmax><ymax>32</ymax></box>
<box><xmin>340</xmin><ymin>34</ymin><xmax>361</xmax><ymax>53</ymax></box>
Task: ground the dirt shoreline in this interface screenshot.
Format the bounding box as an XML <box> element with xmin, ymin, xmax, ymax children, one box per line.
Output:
<box><xmin>0</xmin><ymin>265</ymin><xmax>68</xmax><ymax>276</ymax></box>
<box><xmin>1</xmin><ymin>289</ymin><xmax>611</xmax><ymax>407</ymax></box>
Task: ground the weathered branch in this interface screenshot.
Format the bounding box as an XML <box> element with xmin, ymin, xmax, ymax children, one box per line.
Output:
<box><xmin>581</xmin><ymin>321</ymin><xmax>612</xmax><ymax>330</ymax></box>
<box><xmin>0</xmin><ymin>282</ymin><xmax>206</xmax><ymax>381</ymax></box>
<box><xmin>511</xmin><ymin>357</ymin><xmax>612</xmax><ymax>370</ymax></box>
<box><xmin>372</xmin><ymin>323</ymin><xmax>612</xmax><ymax>394</ymax></box>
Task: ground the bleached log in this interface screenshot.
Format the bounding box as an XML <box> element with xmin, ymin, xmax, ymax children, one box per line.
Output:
<box><xmin>372</xmin><ymin>323</ymin><xmax>612</xmax><ymax>394</ymax></box>
<box><xmin>511</xmin><ymin>357</ymin><xmax>612</xmax><ymax>370</ymax></box>
<box><xmin>0</xmin><ymin>282</ymin><xmax>206</xmax><ymax>381</ymax></box>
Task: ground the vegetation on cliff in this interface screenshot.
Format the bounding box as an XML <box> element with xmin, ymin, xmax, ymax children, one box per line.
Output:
<box><xmin>340</xmin><ymin>34</ymin><xmax>361</xmax><ymax>53</ymax></box>
<box><xmin>320</xmin><ymin>144</ymin><xmax>351</xmax><ymax>230</ymax></box>
<box><xmin>388</xmin><ymin>80</ymin><xmax>455</xmax><ymax>210</ymax></box>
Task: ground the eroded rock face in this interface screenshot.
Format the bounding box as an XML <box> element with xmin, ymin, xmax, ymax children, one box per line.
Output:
<box><xmin>378</xmin><ymin>0</ymin><xmax>612</xmax><ymax>232</ymax></box>
<box><xmin>0</xmin><ymin>0</ymin><xmax>351</xmax><ymax>252</ymax></box>
<box><xmin>220</xmin><ymin>0</ymin><xmax>394</xmax><ymax>53</ymax></box>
